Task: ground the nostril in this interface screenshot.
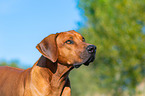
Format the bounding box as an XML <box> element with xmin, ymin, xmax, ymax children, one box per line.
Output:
<box><xmin>88</xmin><ymin>47</ymin><xmax>94</xmax><ymax>51</ymax></box>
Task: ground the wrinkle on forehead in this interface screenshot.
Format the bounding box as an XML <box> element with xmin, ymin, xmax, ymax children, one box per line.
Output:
<box><xmin>68</xmin><ymin>30</ymin><xmax>83</xmax><ymax>37</ymax></box>
<box><xmin>56</xmin><ymin>30</ymin><xmax>84</xmax><ymax>44</ymax></box>
<box><xmin>66</xmin><ymin>31</ymin><xmax>83</xmax><ymax>39</ymax></box>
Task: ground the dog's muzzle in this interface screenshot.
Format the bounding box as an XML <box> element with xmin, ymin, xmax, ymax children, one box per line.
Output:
<box><xmin>84</xmin><ymin>45</ymin><xmax>96</xmax><ymax>66</ymax></box>
<box><xmin>74</xmin><ymin>45</ymin><xmax>97</xmax><ymax>68</ymax></box>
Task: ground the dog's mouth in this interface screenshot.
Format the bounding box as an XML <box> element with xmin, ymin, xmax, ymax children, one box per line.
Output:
<box><xmin>84</xmin><ymin>55</ymin><xmax>95</xmax><ymax>66</ymax></box>
<box><xmin>73</xmin><ymin>64</ymin><xmax>82</xmax><ymax>68</ymax></box>
<box><xmin>73</xmin><ymin>54</ymin><xmax>95</xmax><ymax>68</ymax></box>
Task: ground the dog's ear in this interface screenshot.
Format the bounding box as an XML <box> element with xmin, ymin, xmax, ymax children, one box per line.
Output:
<box><xmin>36</xmin><ymin>34</ymin><xmax>58</xmax><ymax>62</ymax></box>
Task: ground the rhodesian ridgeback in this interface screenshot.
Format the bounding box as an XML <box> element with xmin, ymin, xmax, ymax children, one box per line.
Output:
<box><xmin>0</xmin><ymin>30</ymin><xmax>96</xmax><ymax>96</ymax></box>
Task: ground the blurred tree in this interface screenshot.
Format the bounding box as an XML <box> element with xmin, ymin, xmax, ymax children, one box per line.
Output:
<box><xmin>71</xmin><ymin>0</ymin><xmax>145</xmax><ymax>96</ymax></box>
<box><xmin>0</xmin><ymin>61</ymin><xmax>19</xmax><ymax>68</ymax></box>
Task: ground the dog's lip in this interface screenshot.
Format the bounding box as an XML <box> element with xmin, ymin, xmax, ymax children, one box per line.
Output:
<box><xmin>73</xmin><ymin>54</ymin><xmax>95</xmax><ymax>68</ymax></box>
<box><xmin>84</xmin><ymin>55</ymin><xmax>95</xmax><ymax>66</ymax></box>
<box><xmin>73</xmin><ymin>64</ymin><xmax>82</xmax><ymax>68</ymax></box>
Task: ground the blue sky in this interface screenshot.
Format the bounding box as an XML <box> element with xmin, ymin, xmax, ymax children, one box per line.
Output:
<box><xmin>0</xmin><ymin>0</ymin><xmax>81</xmax><ymax>67</ymax></box>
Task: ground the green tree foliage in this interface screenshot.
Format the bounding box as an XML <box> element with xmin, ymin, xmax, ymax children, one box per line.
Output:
<box><xmin>70</xmin><ymin>0</ymin><xmax>145</xmax><ymax>96</ymax></box>
<box><xmin>0</xmin><ymin>61</ymin><xmax>19</xmax><ymax>68</ymax></box>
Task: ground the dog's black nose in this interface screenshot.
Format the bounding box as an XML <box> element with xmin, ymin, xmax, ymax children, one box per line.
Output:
<box><xmin>86</xmin><ymin>45</ymin><xmax>96</xmax><ymax>54</ymax></box>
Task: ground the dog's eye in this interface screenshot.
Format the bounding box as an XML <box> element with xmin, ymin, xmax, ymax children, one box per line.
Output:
<box><xmin>65</xmin><ymin>40</ymin><xmax>74</xmax><ymax>44</ymax></box>
<box><xmin>82</xmin><ymin>37</ymin><xmax>85</xmax><ymax>42</ymax></box>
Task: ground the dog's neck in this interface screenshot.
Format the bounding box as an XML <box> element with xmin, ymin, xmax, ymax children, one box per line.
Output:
<box><xmin>36</xmin><ymin>56</ymin><xmax>74</xmax><ymax>78</ymax></box>
<box><xmin>29</xmin><ymin>56</ymin><xmax>73</xmax><ymax>95</ymax></box>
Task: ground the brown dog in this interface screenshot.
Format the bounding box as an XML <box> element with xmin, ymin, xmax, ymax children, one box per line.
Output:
<box><xmin>0</xmin><ymin>30</ymin><xmax>96</xmax><ymax>96</ymax></box>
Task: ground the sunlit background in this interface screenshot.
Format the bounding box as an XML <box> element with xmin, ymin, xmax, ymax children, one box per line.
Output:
<box><xmin>1</xmin><ymin>0</ymin><xmax>145</xmax><ymax>96</ymax></box>
<box><xmin>0</xmin><ymin>0</ymin><xmax>81</xmax><ymax>67</ymax></box>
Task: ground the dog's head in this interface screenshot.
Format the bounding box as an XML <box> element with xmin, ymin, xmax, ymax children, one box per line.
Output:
<box><xmin>36</xmin><ymin>30</ymin><xmax>96</xmax><ymax>68</ymax></box>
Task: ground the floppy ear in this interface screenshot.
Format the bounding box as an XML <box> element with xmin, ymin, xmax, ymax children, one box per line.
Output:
<box><xmin>36</xmin><ymin>34</ymin><xmax>58</xmax><ymax>62</ymax></box>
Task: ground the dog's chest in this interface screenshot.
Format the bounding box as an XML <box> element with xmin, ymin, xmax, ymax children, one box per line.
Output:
<box><xmin>28</xmin><ymin>76</ymin><xmax>66</xmax><ymax>96</ymax></box>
